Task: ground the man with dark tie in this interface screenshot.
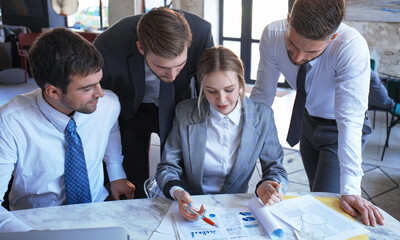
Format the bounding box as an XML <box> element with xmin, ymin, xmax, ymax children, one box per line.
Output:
<box><xmin>250</xmin><ymin>0</ymin><xmax>384</xmax><ymax>226</ymax></box>
<box><xmin>0</xmin><ymin>28</ymin><xmax>135</xmax><ymax>232</ymax></box>
<box><xmin>94</xmin><ymin>7</ymin><xmax>214</xmax><ymax>198</ymax></box>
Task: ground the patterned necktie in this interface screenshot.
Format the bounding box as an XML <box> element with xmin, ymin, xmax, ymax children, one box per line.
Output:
<box><xmin>64</xmin><ymin>118</ymin><xmax>92</xmax><ymax>204</ymax></box>
<box><xmin>286</xmin><ymin>64</ymin><xmax>307</xmax><ymax>147</ymax></box>
<box><xmin>158</xmin><ymin>80</ymin><xmax>176</xmax><ymax>152</ymax></box>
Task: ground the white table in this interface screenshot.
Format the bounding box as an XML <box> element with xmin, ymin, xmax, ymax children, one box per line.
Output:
<box><xmin>10</xmin><ymin>192</ymin><xmax>400</xmax><ymax>239</ymax></box>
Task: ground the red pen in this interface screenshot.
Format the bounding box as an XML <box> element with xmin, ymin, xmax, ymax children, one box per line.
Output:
<box><xmin>183</xmin><ymin>205</ymin><xmax>219</xmax><ymax>228</ymax></box>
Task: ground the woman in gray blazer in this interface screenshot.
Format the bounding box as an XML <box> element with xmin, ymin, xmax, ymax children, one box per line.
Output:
<box><xmin>156</xmin><ymin>46</ymin><xmax>288</xmax><ymax>220</ymax></box>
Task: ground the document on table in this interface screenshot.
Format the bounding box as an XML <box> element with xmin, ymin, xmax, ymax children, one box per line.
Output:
<box><xmin>268</xmin><ymin>195</ymin><xmax>369</xmax><ymax>240</ymax></box>
<box><xmin>149</xmin><ymin>195</ymin><xmax>368</xmax><ymax>240</ymax></box>
<box><xmin>150</xmin><ymin>200</ymin><xmax>297</xmax><ymax>240</ymax></box>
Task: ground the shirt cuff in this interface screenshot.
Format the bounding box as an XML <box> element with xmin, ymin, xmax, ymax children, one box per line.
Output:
<box><xmin>170</xmin><ymin>186</ymin><xmax>185</xmax><ymax>200</ymax></box>
<box><xmin>341</xmin><ymin>174</ymin><xmax>362</xmax><ymax>196</ymax></box>
<box><xmin>106</xmin><ymin>163</ymin><xmax>126</xmax><ymax>182</ymax></box>
<box><xmin>0</xmin><ymin>215</ymin><xmax>33</xmax><ymax>232</ymax></box>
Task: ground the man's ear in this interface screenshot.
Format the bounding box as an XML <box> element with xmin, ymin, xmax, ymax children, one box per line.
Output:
<box><xmin>44</xmin><ymin>84</ymin><xmax>63</xmax><ymax>100</ymax></box>
<box><xmin>136</xmin><ymin>41</ymin><xmax>145</xmax><ymax>55</ymax></box>
<box><xmin>287</xmin><ymin>13</ymin><xmax>291</xmax><ymax>25</ymax></box>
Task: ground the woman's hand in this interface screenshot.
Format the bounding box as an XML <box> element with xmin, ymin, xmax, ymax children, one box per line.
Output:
<box><xmin>256</xmin><ymin>181</ymin><xmax>284</xmax><ymax>205</ymax></box>
<box><xmin>174</xmin><ymin>189</ymin><xmax>205</xmax><ymax>221</ymax></box>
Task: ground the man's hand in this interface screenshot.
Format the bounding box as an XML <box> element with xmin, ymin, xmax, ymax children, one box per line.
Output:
<box><xmin>256</xmin><ymin>181</ymin><xmax>283</xmax><ymax>205</ymax></box>
<box><xmin>340</xmin><ymin>195</ymin><xmax>384</xmax><ymax>226</ymax></box>
<box><xmin>174</xmin><ymin>189</ymin><xmax>205</xmax><ymax>221</ymax></box>
<box><xmin>110</xmin><ymin>179</ymin><xmax>135</xmax><ymax>200</ymax></box>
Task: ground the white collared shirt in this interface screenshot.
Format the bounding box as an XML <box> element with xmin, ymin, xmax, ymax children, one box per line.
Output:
<box><xmin>251</xmin><ymin>20</ymin><xmax>370</xmax><ymax>196</ymax></box>
<box><xmin>202</xmin><ymin>100</ymin><xmax>244</xmax><ymax>193</ymax></box>
<box><xmin>0</xmin><ymin>89</ymin><xmax>126</xmax><ymax>232</ymax></box>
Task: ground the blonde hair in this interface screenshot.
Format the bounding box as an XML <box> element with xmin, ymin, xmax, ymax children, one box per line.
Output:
<box><xmin>196</xmin><ymin>46</ymin><xmax>245</xmax><ymax>116</ymax></box>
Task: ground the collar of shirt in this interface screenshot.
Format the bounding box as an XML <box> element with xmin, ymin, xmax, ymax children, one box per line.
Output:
<box><xmin>143</xmin><ymin>59</ymin><xmax>161</xmax><ymax>106</ymax></box>
<box><xmin>144</xmin><ymin>60</ymin><xmax>159</xmax><ymax>82</ymax></box>
<box><xmin>36</xmin><ymin>90</ymin><xmax>85</xmax><ymax>133</ymax></box>
<box><xmin>208</xmin><ymin>99</ymin><xmax>242</xmax><ymax>125</ymax></box>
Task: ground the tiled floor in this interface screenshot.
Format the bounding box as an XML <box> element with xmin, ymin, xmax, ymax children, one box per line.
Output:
<box><xmin>1</xmin><ymin>77</ymin><xmax>399</xmax><ymax>221</ymax></box>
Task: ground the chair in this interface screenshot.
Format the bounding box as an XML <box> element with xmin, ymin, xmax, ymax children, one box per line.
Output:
<box><xmin>368</xmin><ymin>70</ymin><xmax>394</xmax><ymax>129</ymax></box>
<box><xmin>381</xmin><ymin>78</ymin><xmax>400</xmax><ymax>161</ymax></box>
<box><xmin>77</xmin><ymin>32</ymin><xmax>98</xmax><ymax>43</ymax></box>
<box><xmin>144</xmin><ymin>176</ymin><xmax>165</xmax><ymax>198</ymax></box>
<box><xmin>16</xmin><ymin>33</ymin><xmax>41</xmax><ymax>82</ymax></box>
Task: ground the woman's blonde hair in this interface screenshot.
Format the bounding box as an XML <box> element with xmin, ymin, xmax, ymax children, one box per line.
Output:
<box><xmin>196</xmin><ymin>46</ymin><xmax>245</xmax><ymax>116</ymax></box>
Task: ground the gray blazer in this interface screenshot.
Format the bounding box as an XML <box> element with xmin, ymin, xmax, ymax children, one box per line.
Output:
<box><xmin>156</xmin><ymin>97</ymin><xmax>288</xmax><ymax>198</ymax></box>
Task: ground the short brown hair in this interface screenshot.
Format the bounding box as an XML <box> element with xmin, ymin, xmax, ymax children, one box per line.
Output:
<box><xmin>137</xmin><ymin>7</ymin><xmax>192</xmax><ymax>59</ymax></box>
<box><xmin>196</xmin><ymin>46</ymin><xmax>245</xmax><ymax>115</ymax></box>
<box><xmin>290</xmin><ymin>0</ymin><xmax>345</xmax><ymax>40</ymax></box>
<box><xmin>28</xmin><ymin>28</ymin><xmax>103</xmax><ymax>93</ymax></box>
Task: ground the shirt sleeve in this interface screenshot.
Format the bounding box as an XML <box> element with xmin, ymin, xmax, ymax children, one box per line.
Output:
<box><xmin>155</xmin><ymin>106</ymin><xmax>185</xmax><ymax>199</ymax></box>
<box><xmin>250</xmin><ymin>25</ymin><xmax>282</xmax><ymax>106</ymax></box>
<box><xmin>257</xmin><ymin>107</ymin><xmax>288</xmax><ymax>193</ymax></box>
<box><xmin>103</xmin><ymin>103</ymin><xmax>126</xmax><ymax>182</ymax></box>
<box><xmin>0</xmin><ymin>207</ymin><xmax>33</xmax><ymax>232</ymax></box>
<box><xmin>333</xmin><ymin>35</ymin><xmax>370</xmax><ymax>196</ymax></box>
<box><xmin>0</xmin><ymin>120</ymin><xmax>32</xmax><ymax>232</ymax></box>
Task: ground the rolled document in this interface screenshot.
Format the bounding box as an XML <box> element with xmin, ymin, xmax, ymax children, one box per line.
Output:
<box><xmin>248</xmin><ymin>197</ymin><xmax>284</xmax><ymax>239</ymax></box>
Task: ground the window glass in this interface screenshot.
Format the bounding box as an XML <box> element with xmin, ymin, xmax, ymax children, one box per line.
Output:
<box><xmin>222</xmin><ymin>41</ymin><xmax>241</xmax><ymax>59</ymax></box>
<box><xmin>67</xmin><ymin>0</ymin><xmax>109</xmax><ymax>30</ymax></box>
<box><xmin>252</xmin><ymin>0</ymin><xmax>288</xmax><ymax>40</ymax></box>
<box><xmin>251</xmin><ymin>43</ymin><xmax>259</xmax><ymax>81</ymax></box>
<box><xmin>251</xmin><ymin>42</ymin><xmax>285</xmax><ymax>83</ymax></box>
<box><xmin>223</xmin><ymin>0</ymin><xmax>242</xmax><ymax>38</ymax></box>
<box><xmin>144</xmin><ymin>0</ymin><xmax>172</xmax><ymax>12</ymax></box>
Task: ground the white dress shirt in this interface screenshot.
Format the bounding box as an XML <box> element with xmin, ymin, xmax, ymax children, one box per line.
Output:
<box><xmin>0</xmin><ymin>89</ymin><xmax>126</xmax><ymax>232</ymax></box>
<box><xmin>202</xmin><ymin>100</ymin><xmax>244</xmax><ymax>193</ymax></box>
<box><xmin>251</xmin><ymin>20</ymin><xmax>370</xmax><ymax>196</ymax></box>
<box><xmin>169</xmin><ymin>100</ymin><xmax>244</xmax><ymax>197</ymax></box>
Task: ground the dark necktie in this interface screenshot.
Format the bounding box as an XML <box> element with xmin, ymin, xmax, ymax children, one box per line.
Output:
<box><xmin>158</xmin><ymin>80</ymin><xmax>176</xmax><ymax>151</ymax></box>
<box><xmin>64</xmin><ymin>118</ymin><xmax>92</xmax><ymax>204</ymax></box>
<box><xmin>286</xmin><ymin>64</ymin><xmax>307</xmax><ymax>147</ymax></box>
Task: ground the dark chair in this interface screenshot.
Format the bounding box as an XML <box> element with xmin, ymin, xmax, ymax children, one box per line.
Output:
<box><xmin>381</xmin><ymin>78</ymin><xmax>400</xmax><ymax>161</ymax></box>
<box><xmin>368</xmin><ymin>70</ymin><xmax>395</xmax><ymax>129</ymax></box>
<box><xmin>16</xmin><ymin>33</ymin><xmax>42</xmax><ymax>82</ymax></box>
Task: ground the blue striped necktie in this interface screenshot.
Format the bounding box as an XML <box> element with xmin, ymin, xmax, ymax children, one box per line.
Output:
<box><xmin>64</xmin><ymin>118</ymin><xmax>92</xmax><ymax>204</ymax></box>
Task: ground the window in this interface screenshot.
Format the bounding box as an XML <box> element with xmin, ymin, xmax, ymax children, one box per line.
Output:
<box><xmin>67</xmin><ymin>0</ymin><xmax>109</xmax><ymax>30</ymax></box>
<box><xmin>219</xmin><ymin>0</ymin><xmax>288</xmax><ymax>85</ymax></box>
<box><xmin>144</xmin><ymin>0</ymin><xmax>172</xmax><ymax>12</ymax></box>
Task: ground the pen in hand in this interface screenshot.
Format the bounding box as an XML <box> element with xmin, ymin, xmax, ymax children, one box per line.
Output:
<box><xmin>183</xmin><ymin>205</ymin><xmax>219</xmax><ymax>228</ymax></box>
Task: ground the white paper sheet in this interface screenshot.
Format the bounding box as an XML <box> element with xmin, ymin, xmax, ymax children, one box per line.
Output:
<box><xmin>268</xmin><ymin>195</ymin><xmax>369</xmax><ymax>240</ymax></box>
<box><xmin>173</xmin><ymin>207</ymin><xmax>265</xmax><ymax>240</ymax></box>
<box><xmin>248</xmin><ymin>197</ymin><xmax>285</xmax><ymax>239</ymax></box>
<box><xmin>149</xmin><ymin>202</ymin><xmax>178</xmax><ymax>239</ymax></box>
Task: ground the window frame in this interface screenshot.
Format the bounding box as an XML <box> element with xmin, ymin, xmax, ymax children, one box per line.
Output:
<box><xmin>218</xmin><ymin>0</ymin><xmax>292</xmax><ymax>88</ymax></box>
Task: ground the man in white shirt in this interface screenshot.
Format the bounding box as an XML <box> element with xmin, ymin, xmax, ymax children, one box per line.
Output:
<box><xmin>251</xmin><ymin>0</ymin><xmax>384</xmax><ymax>226</ymax></box>
<box><xmin>0</xmin><ymin>28</ymin><xmax>135</xmax><ymax>232</ymax></box>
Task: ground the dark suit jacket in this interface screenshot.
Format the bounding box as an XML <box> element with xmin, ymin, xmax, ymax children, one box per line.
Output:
<box><xmin>94</xmin><ymin>10</ymin><xmax>214</xmax><ymax>121</ymax></box>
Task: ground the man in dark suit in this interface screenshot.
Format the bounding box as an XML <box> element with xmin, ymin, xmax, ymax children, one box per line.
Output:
<box><xmin>94</xmin><ymin>7</ymin><xmax>214</xmax><ymax>198</ymax></box>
